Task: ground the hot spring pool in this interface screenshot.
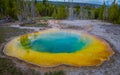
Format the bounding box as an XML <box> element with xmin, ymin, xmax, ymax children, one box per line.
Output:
<box><xmin>4</xmin><ymin>29</ymin><xmax>114</xmax><ymax>67</ymax></box>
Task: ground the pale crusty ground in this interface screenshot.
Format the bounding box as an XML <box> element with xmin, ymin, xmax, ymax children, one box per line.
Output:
<box><xmin>59</xmin><ymin>20</ymin><xmax>120</xmax><ymax>75</ymax></box>
<box><xmin>0</xmin><ymin>20</ymin><xmax>120</xmax><ymax>75</ymax></box>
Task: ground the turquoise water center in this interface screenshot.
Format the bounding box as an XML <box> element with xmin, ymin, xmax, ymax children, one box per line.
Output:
<box><xmin>26</xmin><ymin>32</ymin><xmax>90</xmax><ymax>53</ymax></box>
<box><xmin>5</xmin><ymin>29</ymin><xmax>114</xmax><ymax>67</ymax></box>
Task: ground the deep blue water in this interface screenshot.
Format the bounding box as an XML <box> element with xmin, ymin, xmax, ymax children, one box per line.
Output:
<box><xmin>29</xmin><ymin>32</ymin><xmax>89</xmax><ymax>53</ymax></box>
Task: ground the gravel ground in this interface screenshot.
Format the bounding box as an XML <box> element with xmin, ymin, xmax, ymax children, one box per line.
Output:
<box><xmin>0</xmin><ymin>20</ymin><xmax>120</xmax><ymax>75</ymax></box>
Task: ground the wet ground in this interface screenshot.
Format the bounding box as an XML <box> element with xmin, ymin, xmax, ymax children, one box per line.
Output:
<box><xmin>0</xmin><ymin>20</ymin><xmax>120</xmax><ymax>75</ymax></box>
